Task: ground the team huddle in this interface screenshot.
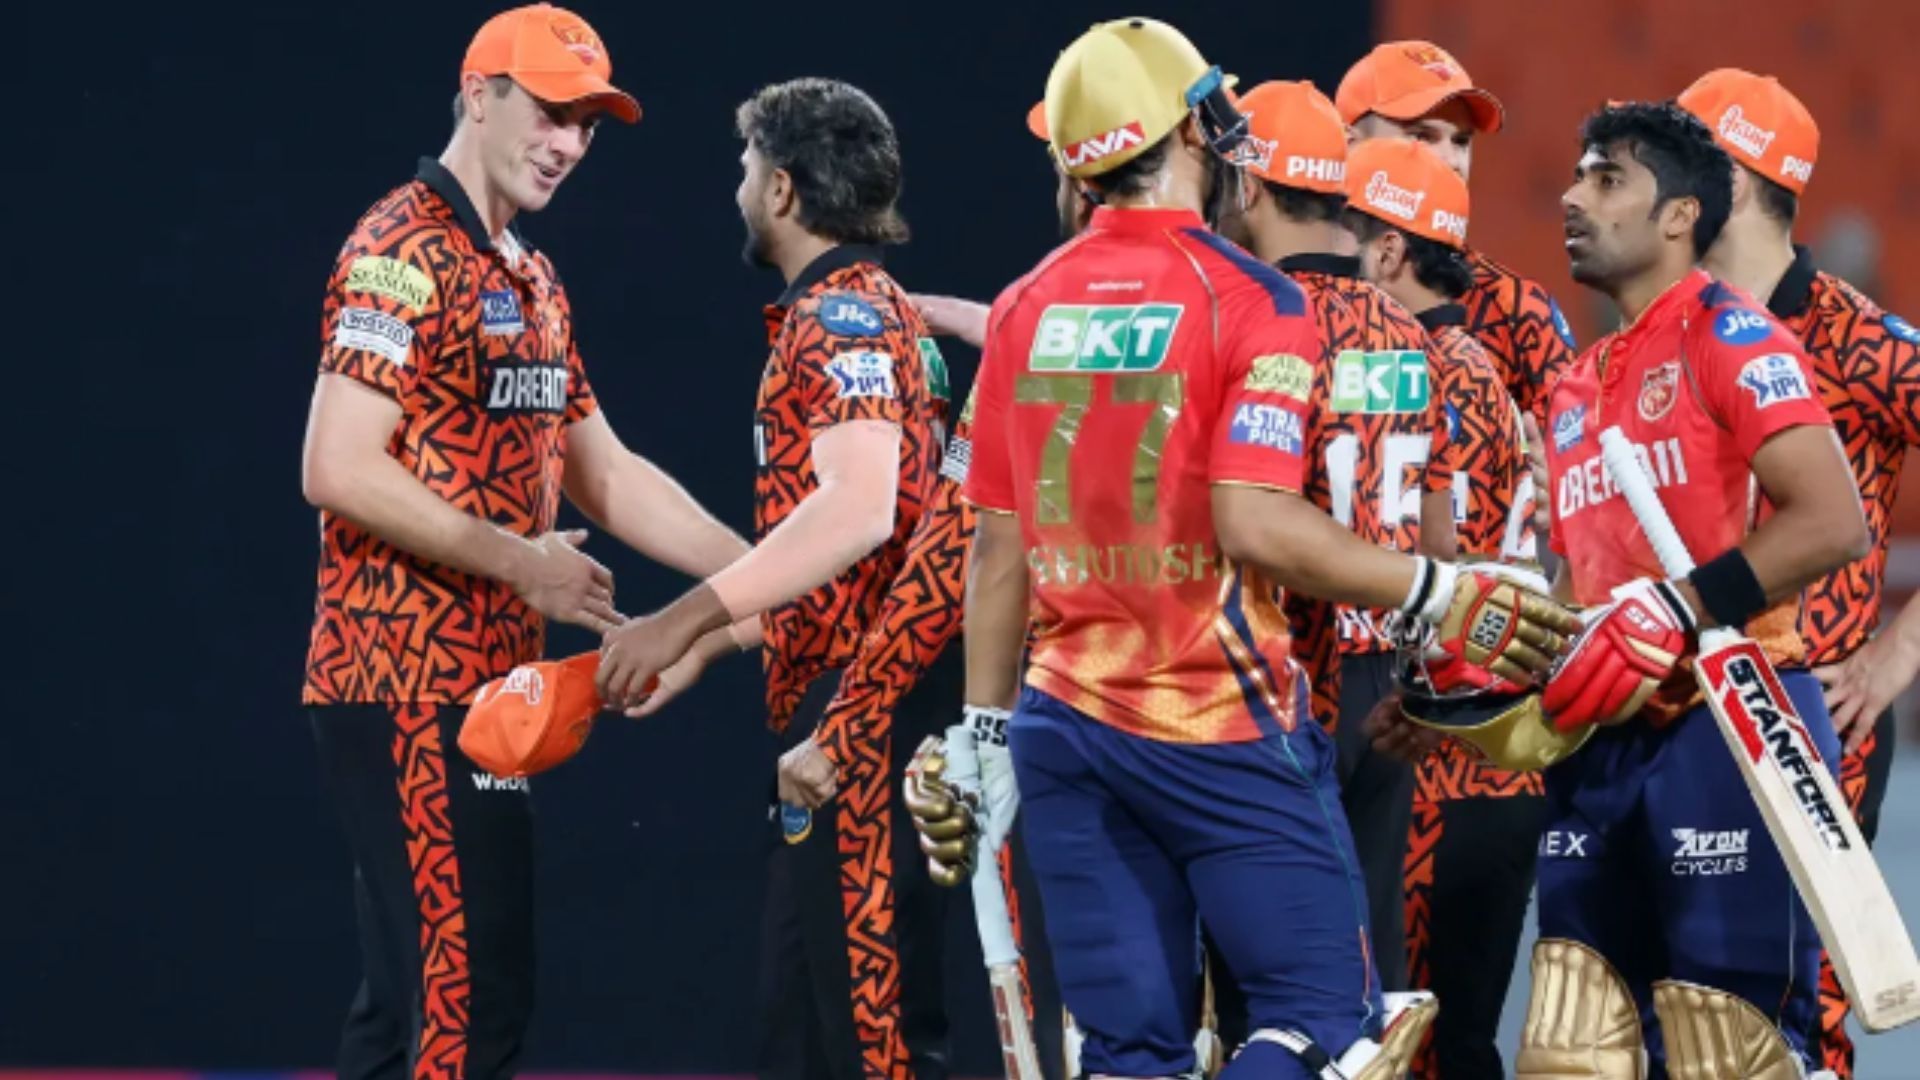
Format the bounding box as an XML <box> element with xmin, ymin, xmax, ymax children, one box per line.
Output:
<box><xmin>298</xmin><ymin>5</ymin><xmax>1920</xmax><ymax>1080</ymax></box>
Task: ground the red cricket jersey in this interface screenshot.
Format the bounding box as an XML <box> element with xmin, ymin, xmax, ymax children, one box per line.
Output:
<box><xmin>1546</xmin><ymin>269</ymin><xmax>1834</xmax><ymax>690</ymax></box>
<box><xmin>967</xmin><ymin>206</ymin><xmax>1321</xmax><ymax>744</ymax></box>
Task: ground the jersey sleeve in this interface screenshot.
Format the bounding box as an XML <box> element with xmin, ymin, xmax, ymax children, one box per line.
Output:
<box><xmin>1426</xmin><ymin>340</ymin><xmax>1465</xmax><ymax>496</ymax></box>
<box><xmin>1847</xmin><ymin>310</ymin><xmax>1920</xmax><ymax>447</ymax></box>
<box><xmin>1207</xmin><ymin>270</ymin><xmax>1319</xmax><ymax>494</ymax></box>
<box><xmin>1691</xmin><ymin>309</ymin><xmax>1835</xmax><ymax>459</ymax></box>
<box><xmin>317</xmin><ymin>229</ymin><xmax>449</xmax><ymax>397</ymax></box>
<box><xmin>560</xmin><ymin>283</ymin><xmax>600</xmax><ymax>423</ymax></box>
<box><xmin>1515</xmin><ymin>280</ymin><xmax>1578</xmax><ymax>423</ymax></box>
<box><xmin>964</xmin><ymin>291</ymin><xmax>1021</xmax><ymax>514</ymax></box>
<box><xmin>810</xmin><ymin>409</ymin><xmax>978</xmax><ymax>775</ymax></box>
<box><xmin>786</xmin><ymin>293</ymin><xmax>909</xmax><ymax>434</ymax></box>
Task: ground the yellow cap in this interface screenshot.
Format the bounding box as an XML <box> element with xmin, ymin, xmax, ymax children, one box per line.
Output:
<box><xmin>1045</xmin><ymin>17</ymin><xmax>1222</xmax><ymax>178</ymax></box>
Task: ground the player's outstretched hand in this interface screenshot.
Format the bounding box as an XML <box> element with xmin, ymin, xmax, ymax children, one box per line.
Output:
<box><xmin>903</xmin><ymin>736</ymin><xmax>977</xmax><ymax>887</ymax></box>
<box><xmin>1544</xmin><ymin>578</ymin><xmax>1696</xmax><ymax>731</ymax></box>
<box><xmin>910</xmin><ymin>294</ymin><xmax>990</xmax><ymax>348</ymax></box>
<box><xmin>598</xmin><ymin>584</ymin><xmax>728</xmax><ymax>710</ymax></box>
<box><xmin>512</xmin><ymin>529</ymin><xmax>620</xmax><ymax>634</ymax></box>
<box><xmin>1419</xmin><ymin>563</ymin><xmax>1581</xmax><ymax>691</ymax></box>
<box><xmin>1365</xmin><ymin>690</ymin><xmax>1443</xmax><ymax>764</ymax></box>
<box><xmin>1816</xmin><ymin>629</ymin><xmax>1920</xmax><ymax>754</ymax></box>
<box><xmin>777</xmin><ymin>740</ymin><xmax>838</xmax><ymax>809</ymax></box>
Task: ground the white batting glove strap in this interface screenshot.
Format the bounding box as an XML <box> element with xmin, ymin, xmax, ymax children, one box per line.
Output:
<box><xmin>963</xmin><ymin>704</ymin><xmax>1012</xmax><ymax>747</ymax></box>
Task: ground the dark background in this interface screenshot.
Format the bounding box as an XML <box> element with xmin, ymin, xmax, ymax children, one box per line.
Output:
<box><xmin>5</xmin><ymin>0</ymin><xmax>1371</xmax><ymax>1071</ymax></box>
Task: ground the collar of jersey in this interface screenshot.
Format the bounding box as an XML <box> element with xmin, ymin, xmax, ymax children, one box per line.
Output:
<box><xmin>1417</xmin><ymin>303</ymin><xmax>1468</xmax><ymax>331</ymax></box>
<box><xmin>774</xmin><ymin>244</ymin><xmax>884</xmax><ymax>308</ymax></box>
<box><xmin>1766</xmin><ymin>244</ymin><xmax>1818</xmax><ymax>321</ymax></box>
<box><xmin>1614</xmin><ymin>267</ymin><xmax>1711</xmax><ymax>348</ymax></box>
<box><xmin>1088</xmin><ymin>205</ymin><xmax>1205</xmax><ymax>233</ymax></box>
<box><xmin>414</xmin><ymin>157</ymin><xmax>531</xmax><ymax>255</ymax></box>
<box><xmin>1277</xmin><ymin>252</ymin><xmax>1360</xmax><ymax>279</ymax></box>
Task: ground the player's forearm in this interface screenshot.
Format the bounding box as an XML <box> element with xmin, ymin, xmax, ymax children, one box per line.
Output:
<box><xmin>572</xmin><ymin>449</ymin><xmax>749</xmax><ymax>578</ymax></box>
<box><xmin>964</xmin><ymin>512</ymin><xmax>1030</xmax><ymax>711</ymax></box>
<box><xmin>305</xmin><ymin>446</ymin><xmax>534</xmax><ymax>586</ymax></box>
<box><xmin>814</xmin><ymin>481</ymin><xmax>975</xmax><ymax>766</ymax></box>
<box><xmin>1213</xmin><ymin>487</ymin><xmax>1419</xmax><ymax>612</ymax></box>
<box><xmin>1419</xmin><ymin>489</ymin><xmax>1459</xmax><ymax>560</ymax></box>
<box><xmin>707</xmin><ymin>474</ymin><xmax>894</xmax><ymax>622</ymax></box>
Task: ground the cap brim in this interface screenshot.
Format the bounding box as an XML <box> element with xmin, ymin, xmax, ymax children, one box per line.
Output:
<box><xmin>516</xmin><ymin>70</ymin><xmax>642</xmax><ymax>124</ymax></box>
<box><xmin>1375</xmin><ymin>85</ymin><xmax>1504</xmax><ymax>134</ymax></box>
<box><xmin>1026</xmin><ymin>100</ymin><xmax>1048</xmax><ymax>141</ymax></box>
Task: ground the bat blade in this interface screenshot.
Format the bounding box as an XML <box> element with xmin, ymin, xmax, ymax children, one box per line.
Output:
<box><xmin>988</xmin><ymin>962</ymin><xmax>1044</xmax><ymax>1080</ymax></box>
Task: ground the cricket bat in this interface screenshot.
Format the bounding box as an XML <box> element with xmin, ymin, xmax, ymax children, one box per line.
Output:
<box><xmin>1598</xmin><ymin>426</ymin><xmax>1920</xmax><ymax>1032</ymax></box>
<box><xmin>944</xmin><ymin>727</ymin><xmax>1045</xmax><ymax>1078</ymax></box>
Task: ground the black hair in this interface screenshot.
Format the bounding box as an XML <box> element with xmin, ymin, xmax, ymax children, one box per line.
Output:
<box><xmin>1344</xmin><ymin>211</ymin><xmax>1476</xmax><ymax>298</ymax></box>
<box><xmin>736</xmin><ymin>78</ymin><xmax>909</xmax><ymax>245</ymax></box>
<box><xmin>451</xmin><ymin>74</ymin><xmax>514</xmax><ymax>126</ymax></box>
<box><xmin>1262</xmin><ymin>180</ymin><xmax>1347</xmax><ymax>225</ymax></box>
<box><xmin>1579</xmin><ymin>101</ymin><xmax>1733</xmax><ymax>258</ymax></box>
<box><xmin>1080</xmin><ymin>135</ymin><xmax>1173</xmax><ymax>198</ymax></box>
<box><xmin>1751</xmin><ymin>169</ymin><xmax>1799</xmax><ymax>227</ymax></box>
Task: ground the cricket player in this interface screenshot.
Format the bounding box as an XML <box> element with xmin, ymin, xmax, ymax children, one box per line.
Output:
<box><xmin>593</xmin><ymin>78</ymin><xmax>946</xmax><ymax>1080</ymax></box>
<box><xmin>1677</xmin><ymin>68</ymin><xmax>1920</xmax><ymax>1078</ymax></box>
<box><xmin>299</xmin><ymin>6</ymin><xmax>755</xmax><ymax>1076</ymax></box>
<box><xmin>1337</xmin><ymin>41</ymin><xmax>1577</xmax><ymax>429</ymax></box>
<box><xmin>1343</xmin><ymin>137</ymin><xmax>1540</xmax><ymax>1080</ymax></box>
<box><xmin>1525</xmin><ymin>100</ymin><xmax>1868</xmax><ymax>1077</ymax></box>
<box><xmin>957</xmin><ymin>18</ymin><xmax>1578</xmax><ymax>1078</ymax></box>
<box><xmin>1211</xmin><ymin>79</ymin><xmax>1443</xmax><ymax>1000</ymax></box>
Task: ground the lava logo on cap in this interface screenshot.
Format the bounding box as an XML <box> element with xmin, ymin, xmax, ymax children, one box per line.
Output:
<box><xmin>1063</xmin><ymin>122</ymin><xmax>1147</xmax><ymax>170</ymax></box>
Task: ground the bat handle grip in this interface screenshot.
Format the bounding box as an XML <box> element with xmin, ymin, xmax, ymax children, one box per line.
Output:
<box><xmin>1597</xmin><ymin>426</ymin><xmax>1698</xmax><ymax>579</ymax></box>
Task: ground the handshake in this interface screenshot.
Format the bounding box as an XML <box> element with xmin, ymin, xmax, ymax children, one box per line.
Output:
<box><xmin>1389</xmin><ymin>566</ymin><xmax>1702</xmax><ymax>769</ymax></box>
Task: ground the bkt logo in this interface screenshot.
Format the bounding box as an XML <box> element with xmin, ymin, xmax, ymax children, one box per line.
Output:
<box><xmin>1331</xmin><ymin>349</ymin><xmax>1429</xmax><ymax>413</ymax></box>
<box><xmin>1715</xmin><ymin>308</ymin><xmax>1772</xmax><ymax>345</ymax></box>
<box><xmin>1030</xmin><ymin>303</ymin><xmax>1183</xmax><ymax>371</ymax></box>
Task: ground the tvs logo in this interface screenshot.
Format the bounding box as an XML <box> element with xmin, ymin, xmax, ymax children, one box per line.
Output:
<box><xmin>1363</xmin><ymin>170</ymin><xmax>1425</xmax><ymax>222</ymax></box>
<box><xmin>551</xmin><ymin>21</ymin><xmax>604</xmax><ymax>66</ymax></box>
<box><xmin>1639</xmin><ymin>360</ymin><xmax>1680</xmax><ymax>421</ymax></box>
<box><xmin>1062</xmin><ymin>122</ymin><xmax>1146</xmax><ymax>170</ymax></box>
<box><xmin>1402</xmin><ymin>43</ymin><xmax>1461</xmax><ymax>81</ymax></box>
<box><xmin>1716</xmin><ymin>106</ymin><xmax>1776</xmax><ymax>160</ymax></box>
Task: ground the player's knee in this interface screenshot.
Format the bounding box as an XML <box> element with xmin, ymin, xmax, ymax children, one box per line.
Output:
<box><xmin>1652</xmin><ymin>980</ymin><xmax>1809</xmax><ymax>1080</ymax></box>
<box><xmin>1516</xmin><ymin>939</ymin><xmax>1644</xmax><ymax>1079</ymax></box>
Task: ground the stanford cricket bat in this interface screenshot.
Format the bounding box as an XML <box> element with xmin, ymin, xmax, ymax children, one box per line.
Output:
<box><xmin>1598</xmin><ymin>426</ymin><xmax>1920</xmax><ymax>1032</ymax></box>
<box><xmin>944</xmin><ymin>728</ymin><xmax>1044</xmax><ymax>1078</ymax></box>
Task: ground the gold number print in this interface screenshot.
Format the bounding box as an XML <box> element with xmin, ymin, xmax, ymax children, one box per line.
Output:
<box><xmin>1014</xmin><ymin>374</ymin><xmax>1093</xmax><ymax>525</ymax></box>
<box><xmin>1013</xmin><ymin>373</ymin><xmax>1186</xmax><ymax>526</ymax></box>
<box><xmin>1111</xmin><ymin>373</ymin><xmax>1185</xmax><ymax>522</ymax></box>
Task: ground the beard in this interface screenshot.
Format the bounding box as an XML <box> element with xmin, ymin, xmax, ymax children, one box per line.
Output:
<box><xmin>1201</xmin><ymin>152</ymin><xmax>1241</xmax><ymax>233</ymax></box>
<box><xmin>740</xmin><ymin>211</ymin><xmax>776</xmax><ymax>270</ymax></box>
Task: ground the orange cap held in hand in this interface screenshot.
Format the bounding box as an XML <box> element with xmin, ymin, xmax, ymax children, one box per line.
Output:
<box><xmin>1676</xmin><ymin>68</ymin><xmax>1818</xmax><ymax>195</ymax></box>
<box><xmin>460</xmin><ymin>652</ymin><xmax>641</xmax><ymax>777</ymax></box>
<box><xmin>462</xmin><ymin>4</ymin><xmax>640</xmax><ymax>123</ymax></box>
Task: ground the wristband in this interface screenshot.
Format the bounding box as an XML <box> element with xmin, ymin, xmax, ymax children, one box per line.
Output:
<box><xmin>1400</xmin><ymin>557</ymin><xmax>1436</xmax><ymax>618</ymax></box>
<box><xmin>1649</xmin><ymin>579</ymin><xmax>1699</xmax><ymax>635</ymax></box>
<box><xmin>1686</xmin><ymin>548</ymin><xmax>1766</xmax><ymax>630</ymax></box>
<box><xmin>963</xmin><ymin>704</ymin><xmax>1013</xmax><ymax>747</ymax></box>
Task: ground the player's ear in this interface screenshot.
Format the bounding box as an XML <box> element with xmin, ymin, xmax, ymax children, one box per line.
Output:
<box><xmin>1661</xmin><ymin>194</ymin><xmax>1701</xmax><ymax>244</ymax></box>
<box><xmin>1380</xmin><ymin>230</ymin><xmax>1407</xmax><ymax>278</ymax></box>
<box><xmin>768</xmin><ymin>166</ymin><xmax>797</xmax><ymax>221</ymax></box>
<box><xmin>1727</xmin><ymin>163</ymin><xmax>1754</xmax><ymax>214</ymax></box>
<box><xmin>459</xmin><ymin>72</ymin><xmax>493</xmax><ymax>124</ymax></box>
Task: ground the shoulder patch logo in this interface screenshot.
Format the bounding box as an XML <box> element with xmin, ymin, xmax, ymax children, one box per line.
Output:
<box><xmin>346</xmin><ymin>256</ymin><xmax>434</xmax><ymax>311</ymax></box>
<box><xmin>1713</xmin><ymin>308</ymin><xmax>1772</xmax><ymax>346</ymax></box>
<box><xmin>819</xmin><ymin>294</ymin><xmax>885</xmax><ymax>337</ymax></box>
<box><xmin>1883</xmin><ymin>313</ymin><xmax>1920</xmax><ymax>345</ymax></box>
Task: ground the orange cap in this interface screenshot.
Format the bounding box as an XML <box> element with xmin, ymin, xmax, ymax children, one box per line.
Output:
<box><xmin>1227</xmin><ymin>80</ymin><xmax>1347</xmax><ymax>193</ymax></box>
<box><xmin>1027</xmin><ymin>100</ymin><xmax>1050</xmax><ymax>140</ymax></box>
<box><xmin>1344</xmin><ymin>138</ymin><xmax>1472</xmax><ymax>248</ymax></box>
<box><xmin>462</xmin><ymin>4</ymin><xmax>640</xmax><ymax>124</ymax></box>
<box><xmin>1335</xmin><ymin>41</ymin><xmax>1502</xmax><ymax>134</ymax></box>
<box><xmin>1676</xmin><ymin>68</ymin><xmax>1818</xmax><ymax>194</ymax></box>
<box><xmin>459</xmin><ymin>652</ymin><xmax>620</xmax><ymax>777</ymax></box>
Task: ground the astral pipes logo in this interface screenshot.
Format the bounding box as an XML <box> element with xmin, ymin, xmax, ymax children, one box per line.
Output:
<box><xmin>1363</xmin><ymin>170</ymin><xmax>1425</xmax><ymax>222</ymax></box>
<box><xmin>1063</xmin><ymin>122</ymin><xmax>1146</xmax><ymax>169</ymax></box>
<box><xmin>1717</xmin><ymin>106</ymin><xmax>1776</xmax><ymax>160</ymax></box>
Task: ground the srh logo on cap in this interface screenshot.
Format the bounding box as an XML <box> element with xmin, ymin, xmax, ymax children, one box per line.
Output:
<box><xmin>1717</xmin><ymin>106</ymin><xmax>1776</xmax><ymax>161</ymax></box>
<box><xmin>1364</xmin><ymin>170</ymin><xmax>1426</xmax><ymax>222</ymax></box>
<box><xmin>1063</xmin><ymin>122</ymin><xmax>1147</xmax><ymax>170</ymax></box>
<box><xmin>1403</xmin><ymin>42</ymin><xmax>1460</xmax><ymax>81</ymax></box>
<box><xmin>1227</xmin><ymin>124</ymin><xmax>1278</xmax><ymax>172</ymax></box>
<box><xmin>496</xmin><ymin>665</ymin><xmax>546</xmax><ymax>705</ymax></box>
<box><xmin>1286</xmin><ymin>156</ymin><xmax>1345</xmax><ymax>185</ymax></box>
<box><xmin>1430</xmin><ymin>208</ymin><xmax>1468</xmax><ymax>243</ymax></box>
<box><xmin>551</xmin><ymin>20</ymin><xmax>602</xmax><ymax>65</ymax></box>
